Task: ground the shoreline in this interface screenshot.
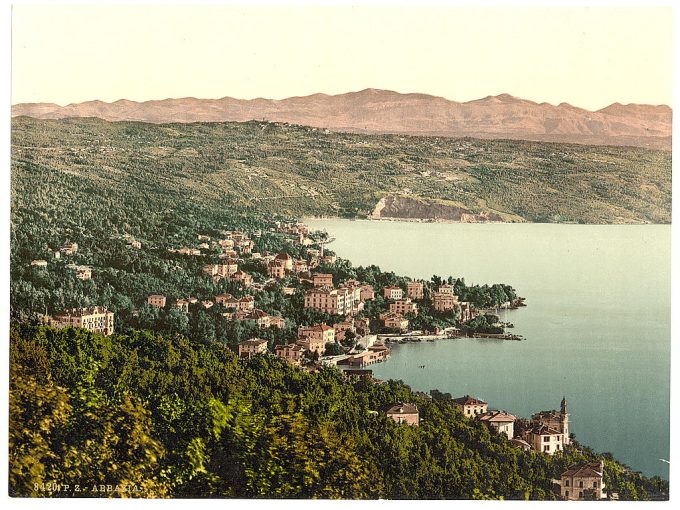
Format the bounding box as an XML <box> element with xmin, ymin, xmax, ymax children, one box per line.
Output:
<box><xmin>303</xmin><ymin>215</ymin><xmax>668</xmax><ymax>226</ymax></box>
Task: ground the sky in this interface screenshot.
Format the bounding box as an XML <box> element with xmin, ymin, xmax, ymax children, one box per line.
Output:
<box><xmin>10</xmin><ymin>3</ymin><xmax>673</xmax><ymax>111</ymax></box>
<box><xmin>12</xmin><ymin>4</ymin><xmax>672</xmax><ymax>109</ymax></box>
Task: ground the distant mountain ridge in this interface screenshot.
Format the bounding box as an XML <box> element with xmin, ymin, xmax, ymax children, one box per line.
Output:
<box><xmin>12</xmin><ymin>89</ymin><xmax>672</xmax><ymax>149</ymax></box>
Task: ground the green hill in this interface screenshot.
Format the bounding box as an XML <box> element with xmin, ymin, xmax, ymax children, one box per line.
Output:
<box><xmin>9</xmin><ymin>325</ymin><xmax>668</xmax><ymax>499</ymax></box>
<box><xmin>11</xmin><ymin>117</ymin><xmax>671</xmax><ymax>224</ymax></box>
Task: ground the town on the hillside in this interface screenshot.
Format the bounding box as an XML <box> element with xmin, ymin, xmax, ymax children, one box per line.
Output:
<box><xmin>26</xmin><ymin>217</ymin><xmax>617</xmax><ymax>500</ymax></box>
<box><xmin>35</xmin><ymin>220</ymin><xmax>524</xmax><ymax>369</ymax></box>
<box><xmin>27</xmin><ymin>221</ymin><xmax>607</xmax><ymax>499</ymax></box>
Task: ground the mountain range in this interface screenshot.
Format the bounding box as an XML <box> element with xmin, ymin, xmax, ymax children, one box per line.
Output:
<box><xmin>12</xmin><ymin>89</ymin><xmax>672</xmax><ymax>149</ymax></box>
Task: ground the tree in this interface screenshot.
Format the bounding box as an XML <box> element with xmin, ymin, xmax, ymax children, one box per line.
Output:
<box><xmin>324</xmin><ymin>342</ymin><xmax>344</xmax><ymax>356</ymax></box>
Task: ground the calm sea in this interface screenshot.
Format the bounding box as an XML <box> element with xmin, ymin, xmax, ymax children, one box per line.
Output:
<box><xmin>307</xmin><ymin>219</ymin><xmax>670</xmax><ymax>479</ymax></box>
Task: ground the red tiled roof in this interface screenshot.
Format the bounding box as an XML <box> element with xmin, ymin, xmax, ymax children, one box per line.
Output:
<box><xmin>453</xmin><ymin>395</ymin><xmax>488</xmax><ymax>406</ymax></box>
<box><xmin>478</xmin><ymin>410</ymin><xmax>516</xmax><ymax>423</ymax></box>
<box><xmin>561</xmin><ymin>462</ymin><xmax>603</xmax><ymax>479</ymax></box>
<box><xmin>530</xmin><ymin>424</ymin><xmax>562</xmax><ymax>436</ymax></box>
<box><xmin>387</xmin><ymin>402</ymin><xmax>419</xmax><ymax>415</ymax></box>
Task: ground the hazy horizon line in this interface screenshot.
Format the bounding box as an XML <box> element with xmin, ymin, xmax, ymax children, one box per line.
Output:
<box><xmin>11</xmin><ymin>88</ymin><xmax>673</xmax><ymax>113</ymax></box>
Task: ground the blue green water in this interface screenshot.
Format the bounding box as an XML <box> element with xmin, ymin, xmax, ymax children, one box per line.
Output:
<box><xmin>307</xmin><ymin>219</ymin><xmax>670</xmax><ymax>479</ymax></box>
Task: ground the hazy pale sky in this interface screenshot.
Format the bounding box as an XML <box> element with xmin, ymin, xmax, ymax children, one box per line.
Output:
<box><xmin>11</xmin><ymin>4</ymin><xmax>673</xmax><ymax>111</ymax></box>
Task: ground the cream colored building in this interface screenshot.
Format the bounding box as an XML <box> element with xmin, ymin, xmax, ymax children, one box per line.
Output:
<box><xmin>432</xmin><ymin>291</ymin><xmax>459</xmax><ymax>312</ymax></box>
<box><xmin>214</xmin><ymin>293</ymin><xmax>235</xmax><ymax>306</ymax></box>
<box><xmin>383</xmin><ymin>286</ymin><xmax>404</xmax><ymax>300</ymax></box>
<box><xmin>230</xmin><ymin>270</ymin><xmax>253</xmax><ymax>287</ymax></box>
<box><xmin>50</xmin><ymin>306</ymin><xmax>114</xmax><ymax>336</ymax></box>
<box><xmin>526</xmin><ymin>424</ymin><xmax>565</xmax><ymax>455</ymax></box>
<box><xmin>147</xmin><ymin>294</ymin><xmax>167</xmax><ymax>308</ymax></box>
<box><xmin>452</xmin><ymin>395</ymin><xmax>488</xmax><ymax>417</ymax></box>
<box><xmin>298</xmin><ymin>324</ymin><xmax>335</xmax><ymax>352</ymax></box>
<box><xmin>360</xmin><ymin>285</ymin><xmax>375</xmax><ymax>301</ymax></box>
<box><xmin>560</xmin><ymin>462</ymin><xmax>606</xmax><ymax>500</ymax></box>
<box><xmin>531</xmin><ymin>398</ymin><xmax>570</xmax><ymax>445</ymax></box>
<box><xmin>274</xmin><ymin>252</ymin><xmax>294</xmax><ymax>270</ymax></box>
<box><xmin>478</xmin><ymin>410</ymin><xmax>516</xmax><ymax>439</ymax></box>
<box><xmin>438</xmin><ymin>284</ymin><xmax>455</xmax><ymax>294</ymax></box>
<box><xmin>275</xmin><ymin>343</ymin><xmax>305</xmax><ymax>365</ymax></box>
<box><xmin>236</xmin><ymin>308</ymin><xmax>271</xmax><ymax>329</ymax></box>
<box><xmin>238</xmin><ymin>338</ymin><xmax>268</xmax><ymax>359</ymax></box>
<box><xmin>269</xmin><ymin>315</ymin><xmax>286</xmax><ymax>329</ymax></box>
<box><xmin>175</xmin><ymin>299</ymin><xmax>190</xmax><ymax>313</ymax></box>
<box><xmin>293</xmin><ymin>259</ymin><xmax>309</xmax><ymax>274</ymax></box>
<box><xmin>60</xmin><ymin>242</ymin><xmax>78</xmax><ymax>255</ymax></box>
<box><xmin>407</xmin><ymin>281</ymin><xmax>424</xmax><ymax>300</ymax></box>
<box><xmin>268</xmin><ymin>260</ymin><xmax>287</xmax><ymax>279</ymax></box>
<box><xmin>381</xmin><ymin>312</ymin><xmax>409</xmax><ymax>331</ymax></box>
<box><xmin>304</xmin><ymin>287</ymin><xmax>349</xmax><ymax>315</ymax></box>
<box><xmin>313</xmin><ymin>273</ymin><xmax>334</xmax><ymax>287</ymax></box>
<box><xmin>75</xmin><ymin>266</ymin><xmax>92</xmax><ymax>280</ymax></box>
<box><xmin>237</xmin><ymin>296</ymin><xmax>255</xmax><ymax>311</ymax></box>
<box><xmin>389</xmin><ymin>298</ymin><xmax>418</xmax><ymax>316</ymax></box>
<box><xmin>387</xmin><ymin>403</ymin><xmax>420</xmax><ymax>426</ymax></box>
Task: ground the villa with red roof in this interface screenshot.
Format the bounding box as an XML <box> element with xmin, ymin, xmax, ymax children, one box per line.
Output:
<box><xmin>452</xmin><ymin>395</ymin><xmax>488</xmax><ymax>417</ymax></box>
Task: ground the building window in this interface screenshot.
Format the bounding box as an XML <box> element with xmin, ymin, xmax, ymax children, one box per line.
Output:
<box><xmin>565</xmin><ymin>491</ymin><xmax>569</xmax><ymax>498</ymax></box>
<box><xmin>544</xmin><ymin>436</ymin><xmax>550</xmax><ymax>442</ymax></box>
<box><xmin>593</xmin><ymin>481</ymin><xmax>598</xmax><ymax>488</ymax></box>
<box><xmin>579</xmin><ymin>491</ymin><xmax>583</xmax><ymax>499</ymax></box>
<box><xmin>579</xmin><ymin>481</ymin><xmax>583</xmax><ymax>488</ymax></box>
<box><xmin>544</xmin><ymin>445</ymin><xmax>550</xmax><ymax>452</ymax></box>
<box><xmin>565</xmin><ymin>480</ymin><xmax>570</xmax><ymax>487</ymax></box>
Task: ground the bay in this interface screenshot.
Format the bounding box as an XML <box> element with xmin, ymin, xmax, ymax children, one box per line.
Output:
<box><xmin>307</xmin><ymin>219</ymin><xmax>671</xmax><ymax>479</ymax></box>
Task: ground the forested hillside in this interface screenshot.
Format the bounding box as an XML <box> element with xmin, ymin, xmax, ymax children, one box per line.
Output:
<box><xmin>12</xmin><ymin>117</ymin><xmax>671</xmax><ymax>224</ymax></box>
<box><xmin>9</xmin><ymin>325</ymin><xmax>668</xmax><ymax>499</ymax></box>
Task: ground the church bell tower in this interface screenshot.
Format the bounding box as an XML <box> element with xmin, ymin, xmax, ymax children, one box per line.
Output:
<box><xmin>561</xmin><ymin>396</ymin><xmax>570</xmax><ymax>445</ymax></box>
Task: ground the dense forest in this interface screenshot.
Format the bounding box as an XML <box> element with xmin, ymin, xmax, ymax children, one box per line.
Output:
<box><xmin>9</xmin><ymin>325</ymin><xmax>668</xmax><ymax>499</ymax></box>
<box><xmin>12</xmin><ymin>116</ymin><xmax>671</xmax><ymax>224</ymax></box>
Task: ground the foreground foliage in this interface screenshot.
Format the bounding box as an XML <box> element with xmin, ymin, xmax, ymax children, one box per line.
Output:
<box><xmin>9</xmin><ymin>325</ymin><xmax>668</xmax><ymax>499</ymax></box>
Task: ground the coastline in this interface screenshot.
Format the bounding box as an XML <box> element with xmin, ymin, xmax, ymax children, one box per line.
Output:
<box><xmin>303</xmin><ymin>215</ymin><xmax>667</xmax><ymax>226</ymax></box>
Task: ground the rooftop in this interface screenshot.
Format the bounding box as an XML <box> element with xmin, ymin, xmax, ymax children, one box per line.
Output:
<box><xmin>240</xmin><ymin>338</ymin><xmax>268</xmax><ymax>346</ymax></box>
<box><xmin>561</xmin><ymin>462</ymin><xmax>604</xmax><ymax>479</ymax></box>
<box><xmin>387</xmin><ymin>402</ymin><xmax>419</xmax><ymax>415</ymax></box>
<box><xmin>530</xmin><ymin>424</ymin><xmax>563</xmax><ymax>436</ymax></box>
<box><xmin>453</xmin><ymin>395</ymin><xmax>488</xmax><ymax>406</ymax></box>
<box><xmin>53</xmin><ymin>306</ymin><xmax>111</xmax><ymax>317</ymax></box>
<box><xmin>478</xmin><ymin>410</ymin><xmax>517</xmax><ymax>423</ymax></box>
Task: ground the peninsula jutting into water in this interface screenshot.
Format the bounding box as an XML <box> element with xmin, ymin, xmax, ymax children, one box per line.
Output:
<box><xmin>308</xmin><ymin>218</ymin><xmax>671</xmax><ymax>481</ymax></box>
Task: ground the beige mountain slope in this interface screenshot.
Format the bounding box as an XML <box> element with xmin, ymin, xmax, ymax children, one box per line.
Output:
<box><xmin>12</xmin><ymin>89</ymin><xmax>671</xmax><ymax>149</ymax></box>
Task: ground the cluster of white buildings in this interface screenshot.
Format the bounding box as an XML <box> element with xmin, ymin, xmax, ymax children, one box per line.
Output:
<box><xmin>46</xmin><ymin>306</ymin><xmax>115</xmax><ymax>336</ymax></box>
<box><xmin>303</xmin><ymin>275</ymin><xmax>374</xmax><ymax>316</ymax></box>
<box><xmin>453</xmin><ymin>395</ymin><xmax>572</xmax><ymax>457</ymax></box>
